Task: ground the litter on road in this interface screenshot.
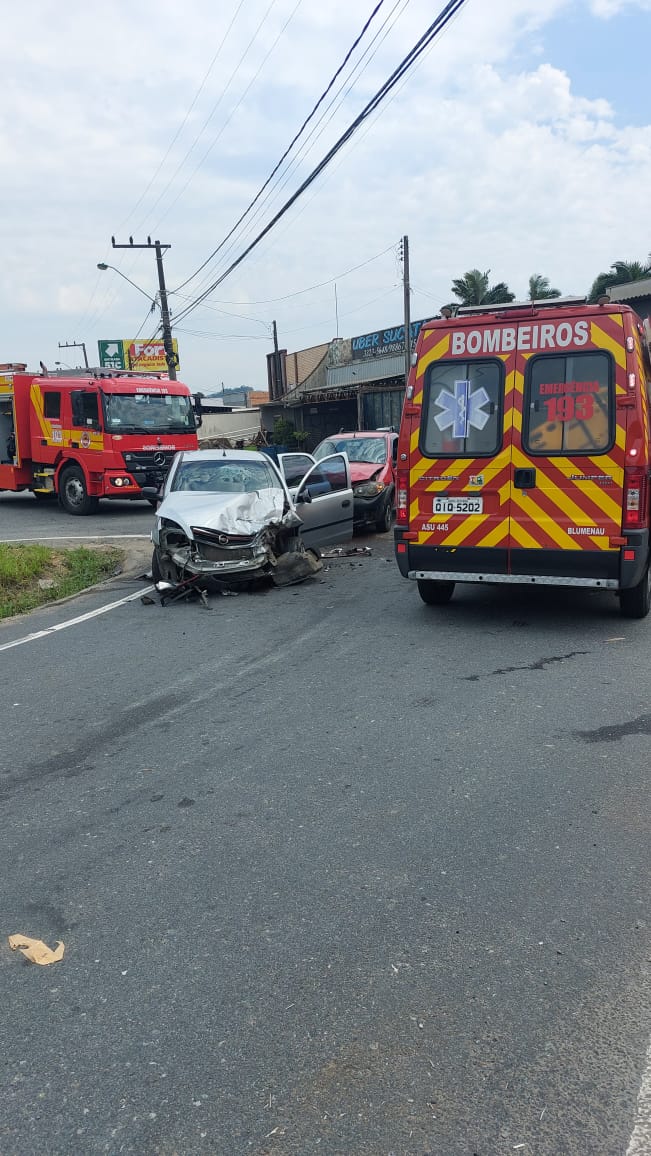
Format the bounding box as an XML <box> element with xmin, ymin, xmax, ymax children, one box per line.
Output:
<box><xmin>9</xmin><ymin>934</ymin><xmax>65</xmax><ymax>965</ymax></box>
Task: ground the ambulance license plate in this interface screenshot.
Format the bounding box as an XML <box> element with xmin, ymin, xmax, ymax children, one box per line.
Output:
<box><xmin>433</xmin><ymin>496</ymin><xmax>483</xmax><ymax>515</ymax></box>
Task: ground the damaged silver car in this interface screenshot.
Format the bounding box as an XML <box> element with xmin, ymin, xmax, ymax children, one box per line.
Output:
<box><xmin>148</xmin><ymin>448</ymin><xmax>353</xmax><ymax>589</ymax></box>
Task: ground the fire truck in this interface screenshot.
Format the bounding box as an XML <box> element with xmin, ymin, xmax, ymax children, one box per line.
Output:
<box><xmin>0</xmin><ymin>366</ymin><xmax>200</xmax><ymax>514</ymax></box>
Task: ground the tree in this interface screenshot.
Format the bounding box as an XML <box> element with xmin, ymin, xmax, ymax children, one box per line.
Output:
<box><xmin>588</xmin><ymin>257</ymin><xmax>651</xmax><ymax>303</ymax></box>
<box><xmin>450</xmin><ymin>269</ymin><xmax>515</xmax><ymax>307</ymax></box>
<box><xmin>272</xmin><ymin>417</ymin><xmax>295</xmax><ymax>445</ymax></box>
<box><xmin>611</xmin><ymin>259</ymin><xmax>651</xmax><ymax>282</ymax></box>
<box><xmin>528</xmin><ymin>274</ymin><xmax>561</xmax><ymax>301</ymax></box>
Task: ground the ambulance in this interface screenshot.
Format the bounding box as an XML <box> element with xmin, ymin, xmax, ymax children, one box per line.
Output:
<box><xmin>394</xmin><ymin>298</ymin><xmax>651</xmax><ymax>618</ymax></box>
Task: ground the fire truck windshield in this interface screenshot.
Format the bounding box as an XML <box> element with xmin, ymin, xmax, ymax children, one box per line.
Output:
<box><xmin>103</xmin><ymin>392</ymin><xmax>195</xmax><ymax>434</ymax></box>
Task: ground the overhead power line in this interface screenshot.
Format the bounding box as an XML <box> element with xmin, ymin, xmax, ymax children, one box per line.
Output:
<box><xmin>177</xmin><ymin>0</ymin><xmax>407</xmax><ymax>304</ymax></box>
<box><xmin>122</xmin><ymin>0</ymin><xmax>248</xmax><ymax>232</ymax></box>
<box><xmin>173</xmin><ymin>244</ymin><xmax>397</xmax><ymax>309</ymax></box>
<box><xmin>76</xmin><ymin>1</ymin><xmax>252</xmax><ymax>335</ymax></box>
<box><xmin>145</xmin><ymin>0</ymin><xmax>298</xmax><ymax>233</ymax></box>
<box><xmin>172</xmin><ymin>0</ymin><xmax>387</xmax><ymax>295</ymax></box>
<box><xmin>172</xmin><ymin>0</ymin><xmax>468</xmax><ymax>327</ymax></box>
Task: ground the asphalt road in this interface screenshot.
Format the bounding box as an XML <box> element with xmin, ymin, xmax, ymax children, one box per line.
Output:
<box><xmin>0</xmin><ymin>490</ymin><xmax>155</xmax><ymax>543</ymax></box>
<box><xmin>1</xmin><ymin>535</ymin><xmax>650</xmax><ymax>1155</ymax></box>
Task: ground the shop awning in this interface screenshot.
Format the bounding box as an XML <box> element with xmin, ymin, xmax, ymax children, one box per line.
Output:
<box><xmin>325</xmin><ymin>354</ymin><xmax>405</xmax><ymax>389</ymax></box>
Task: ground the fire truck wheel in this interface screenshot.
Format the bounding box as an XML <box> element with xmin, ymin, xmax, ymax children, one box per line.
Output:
<box><xmin>619</xmin><ymin>565</ymin><xmax>651</xmax><ymax>619</ymax></box>
<box><xmin>417</xmin><ymin>578</ymin><xmax>455</xmax><ymax>605</ymax></box>
<box><xmin>58</xmin><ymin>465</ymin><xmax>99</xmax><ymax>516</ymax></box>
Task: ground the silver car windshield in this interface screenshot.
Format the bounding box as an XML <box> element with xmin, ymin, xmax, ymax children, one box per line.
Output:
<box><xmin>170</xmin><ymin>459</ymin><xmax>281</xmax><ymax>494</ymax></box>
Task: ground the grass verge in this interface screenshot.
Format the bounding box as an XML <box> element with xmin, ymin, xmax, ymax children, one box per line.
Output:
<box><xmin>0</xmin><ymin>544</ymin><xmax>123</xmax><ymax>620</ymax></box>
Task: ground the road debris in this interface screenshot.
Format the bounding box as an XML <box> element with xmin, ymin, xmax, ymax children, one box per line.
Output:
<box><xmin>155</xmin><ymin>576</ymin><xmax>210</xmax><ymax>606</ymax></box>
<box><xmin>9</xmin><ymin>934</ymin><xmax>65</xmax><ymax>965</ymax></box>
<box><xmin>272</xmin><ymin>548</ymin><xmax>322</xmax><ymax>586</ymax></box>
<box><xmin>321</xmin><ymin>545</ymin><xmax>372</xmax><ymax>558</ymax></box>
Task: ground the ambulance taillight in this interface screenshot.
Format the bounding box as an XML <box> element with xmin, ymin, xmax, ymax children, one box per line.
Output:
<box><xmin>623</xmin><ymin>467</ymin><xmax>648</xmax><ymax>530</ymax></box>
<box><xmin>397</xmin><ymin>469</ymin><xmax>409</xmax><ymax>526</ymax></box>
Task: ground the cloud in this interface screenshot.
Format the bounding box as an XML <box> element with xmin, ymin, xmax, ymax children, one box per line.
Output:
<box><xmin>589</xmin><ymin>0</ymin><xmax>651</xmax><ymax>14</ymax></box>
<box><xmin>1</xmin><ymin>0</ymin><xmax>650</xmax><ymax>383</ymax></box>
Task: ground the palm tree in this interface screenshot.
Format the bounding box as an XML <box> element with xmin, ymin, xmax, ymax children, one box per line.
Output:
<box><xmin>611</xmin><ymin>259</ymin><xmax>651</xmax><ymax>282</ymax></box>
<box><xmin>450</xmin><ymin>269</ymin><xmax>515</xmax><ymax>307</ymax></box>
<box><xmin>588</xmin><ymin>257</ymin><xmax>651</xmax><ymax>303</ymax></box>
<box><xmin>528</xmin><ymin>274</ymin><xmax>561</xmax><ymax>301</ymax></box>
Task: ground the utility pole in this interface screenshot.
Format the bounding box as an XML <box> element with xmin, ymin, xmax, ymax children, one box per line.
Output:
<box><xmin>110</xmin><ymin>236</ymin><xmax>177</xmax><ymax>379</ymax></box>
<box><xmin>272</xmin><ymin>320</ymin><xmax>283</xmax><ymax>401</ymax></box>
<box><xmin>58</xmin><ymin>340</ymin><xmax>88</xmax><ymax>369</ymax></box>
<box><xmin>334</xmin><ymin>282</ymin><xmax>339</xmax><ymax>338</ymax></box>
<box><xmin>356</xmin><ymin>378</ymin><xmax>364</xmax><ymax>432</ymax></box>
<box><xmin>402</xmin><ymin>234</ymin><xmax>411</xmax><ymax>388</ymax></box>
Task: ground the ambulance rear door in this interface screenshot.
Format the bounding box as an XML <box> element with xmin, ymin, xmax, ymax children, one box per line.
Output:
<box><xmin>508</xmin><ymin>313</ymin><xmax>626</xmax><ymax>580</ymax></box>
<box><xmin>412</xmin><ymin>322</ymin><xmax>519</xmax><ymax>572</ymax></box>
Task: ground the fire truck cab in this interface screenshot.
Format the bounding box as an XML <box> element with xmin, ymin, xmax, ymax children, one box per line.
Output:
<box><xmin>394</xmin><ymin>298</ymin><xmax>651</xmax><ymax>618</ymax></box>
<box><xmin>0</xmin><ymin>370</ymin><xmax>199</xmax><ymax>514</ymax></box>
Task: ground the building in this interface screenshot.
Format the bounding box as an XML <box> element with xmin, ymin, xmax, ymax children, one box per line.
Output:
<box><xmin>248</xmin><ymin>390</ymin><xmax>269</xmax><ymax>408</ymax></box>
<box><xmin>199</xmin><ymin>407</ymin><xmax>263</xmax><ymax>445</ymax></box>
<box><xmin>608</xmin><ymin>278</ymin><xmax>651</xmax><ymax>323</ymax></box>
<box><xmin>263</xmin><ymin>317</ymin><xmax>432</xmax><ymax>449</ymax></box>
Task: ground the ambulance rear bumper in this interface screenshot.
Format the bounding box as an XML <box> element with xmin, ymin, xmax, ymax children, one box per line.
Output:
<box><xmin>396</xmin><ymin>532</ymin><xmax>649</xmax><ymax>591</ymax></box>
<box><xmin>408</xmin><ymin>570</ymin><xmax>618</xmax><ymax>589</ymax></box>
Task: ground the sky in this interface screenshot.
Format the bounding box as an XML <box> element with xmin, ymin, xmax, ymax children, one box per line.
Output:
<box><xmin>2</xmin><ymin>0</ymin><xmax>651</xmax><ymax>393</ymax></box>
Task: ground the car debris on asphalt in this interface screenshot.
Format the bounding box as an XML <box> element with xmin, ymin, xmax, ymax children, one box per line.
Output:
<box><xmin>320</xmin><ymin>545</ymin><xmax>372</xmax><ymax>557</ymax></box>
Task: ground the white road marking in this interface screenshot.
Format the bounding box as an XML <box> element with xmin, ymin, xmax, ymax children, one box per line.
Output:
<box><xmin>627</xmin><ymin>1038</ymin><xmax>651</xmax><ymax>1155</ymax></box>
<box><xmin>0</xmin><ymin>586</ymin><xmax>155</xmax><ymax>652</ymax></box>
<box><xmin>0</xmin><ymin>534</ymin><xmax>150</xmax><ymax>542</ymax></box>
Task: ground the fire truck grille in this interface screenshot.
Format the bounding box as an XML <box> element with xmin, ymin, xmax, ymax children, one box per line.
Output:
<box><xmin>122</xmin><ymin>450</ymin><xmax>176</xmax><ymax>484</ymax></box>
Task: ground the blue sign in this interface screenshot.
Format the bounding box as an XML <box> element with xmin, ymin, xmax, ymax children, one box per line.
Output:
<box><xmin>351</xmin><ymin>318</ymin><xmax>428</xmax><ymax>360</ymax></box>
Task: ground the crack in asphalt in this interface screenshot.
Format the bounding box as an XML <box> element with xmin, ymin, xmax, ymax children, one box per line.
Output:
<box><xmin>463</xmin><ymin>650</ymin><xmax>588</xmax><ymax>681</ymax></box>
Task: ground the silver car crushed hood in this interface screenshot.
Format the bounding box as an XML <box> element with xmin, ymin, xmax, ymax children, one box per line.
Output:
<box><xmin>157</xmin><ymin>487</ymin><xmax>301</xmax><ymax>537</ymax></box>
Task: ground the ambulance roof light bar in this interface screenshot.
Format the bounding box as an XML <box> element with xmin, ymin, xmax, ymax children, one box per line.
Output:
<box><xmin>457</xmin><ymin>295</ymin><xmax>587</xmax><ymax>315</ymax></box>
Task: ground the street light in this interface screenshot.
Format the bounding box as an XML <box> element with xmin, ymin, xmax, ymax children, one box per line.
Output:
<box><xmin>97</xmin><ymin>261</ymin><xmax>178</xmax><ymax>379</ymax></box>
<box><xmin>96</xmin><ymin>263</ymin><xmax>159</xmax><ymax>311</ymax></box>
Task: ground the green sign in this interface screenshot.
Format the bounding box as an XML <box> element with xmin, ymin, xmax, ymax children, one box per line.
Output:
<box><xmin>98</xmin><ymin>340</ymin><xmax>126</xmax><ymax>370</ymax></box>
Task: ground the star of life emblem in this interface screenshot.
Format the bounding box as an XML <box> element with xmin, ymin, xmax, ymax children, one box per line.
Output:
<box><xmin>434</xmin><ymin>380</ymin><xmax>490</xmax><ymax>439</ymax></box>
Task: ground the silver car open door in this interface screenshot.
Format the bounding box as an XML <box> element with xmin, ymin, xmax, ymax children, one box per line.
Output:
<box><xmin>294</xmin><ymin>452</ymin><xmax>353</xmax><ymax>548</ymax></box>
<box><xmin>276</xmin><ymin>452</ymin><xmax>316</xmax><ymax>497</ymax></box>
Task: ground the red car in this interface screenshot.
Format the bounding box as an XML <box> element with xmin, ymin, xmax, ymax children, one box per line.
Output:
<box><xmin>313</xmin><ymin>430</ymin><xmax>398</xmax><ymax>532</ymax></box>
